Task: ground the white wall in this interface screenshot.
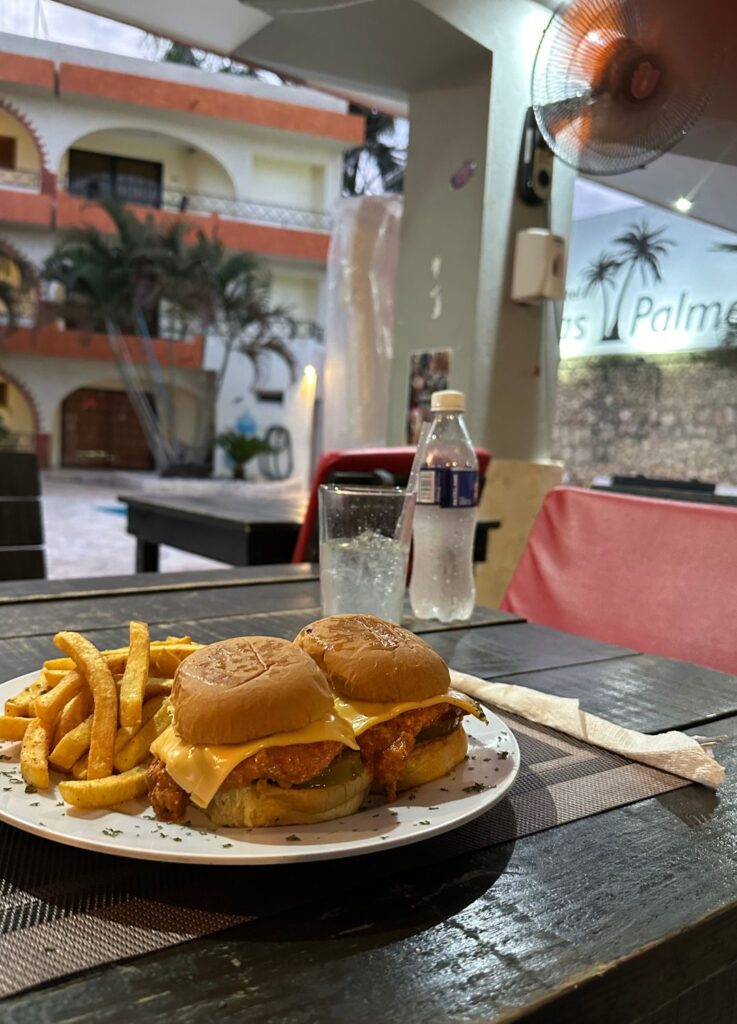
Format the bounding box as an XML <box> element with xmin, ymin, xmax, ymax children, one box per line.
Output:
<box><xmin>386</xmin><ymin>0</ymin><xmax>576</xmax><ymax>460</ymax></box>
<box><xmin>251</xmin><ymin>155</ymin><xmax>325</xmax><ymax>210</ymax></box>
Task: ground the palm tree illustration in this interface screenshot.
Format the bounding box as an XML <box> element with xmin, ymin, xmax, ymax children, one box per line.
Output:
<box><xmin>582</xmin><ymin>253</ymin><xmax>621</xmax><ymax>341</ymax></box>
<box><xmin>607</xmin><ymin>221</ymin><xmax>675</xmax><ymax>340</ymax></box>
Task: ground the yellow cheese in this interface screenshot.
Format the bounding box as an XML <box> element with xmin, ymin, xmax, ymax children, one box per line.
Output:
<box><xmin>150</xmin><ymin>713</ymin><xmax>359</xmax><ymax>809</ymax></box>
<box><xmin>334</xmin><ymin>689</ymin><xmax>487</xmax><ymax>736</ymax></box>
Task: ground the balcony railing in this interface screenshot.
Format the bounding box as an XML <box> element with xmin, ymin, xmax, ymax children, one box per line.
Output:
<box><xmin>161</xmin><ymin>188</ymin><xmax>332</xmax><ymax>232</ymax></box>
<box><xmin>59</xmin><ymin>175</ymin><xmax>332</xmax><ymax>232</ymax></box>
<box><xmin>0</xmin><ymin>167</ymin><xmax>41</xmax><ymax>192</ymax></box>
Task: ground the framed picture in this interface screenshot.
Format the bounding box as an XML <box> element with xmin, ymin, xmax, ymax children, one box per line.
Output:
<box><xmin>406</xmin><ymin>349</ymin><xmax>452</xmax><ymax>443</ymax></box>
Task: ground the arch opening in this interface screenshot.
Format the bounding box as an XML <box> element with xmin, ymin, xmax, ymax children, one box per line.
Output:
<box><xmin>0</xmin><ymin>102</ymin><xmax>44</xmax><ymax>192</ymax></box>
<box><xmin>59</xmin><ymin>128</ymin><xmax>237</xmax><ymax>212</ymax></box>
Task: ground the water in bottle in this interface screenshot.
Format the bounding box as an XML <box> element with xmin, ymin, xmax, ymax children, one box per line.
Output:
<box><xmin>409</xmin><ymin>390</ymin><xmax>478</xmax><ymax>622</ymax></box>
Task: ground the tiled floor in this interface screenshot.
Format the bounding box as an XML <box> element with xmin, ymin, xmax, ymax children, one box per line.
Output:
<box><xmin>40</xmin><ymin>476</ymin><xmax>231</xmax><ymax>579</ymax></box>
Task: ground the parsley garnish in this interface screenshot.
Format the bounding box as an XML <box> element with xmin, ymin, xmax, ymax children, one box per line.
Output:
<box><xmin>29</xmin><ymin>802</ymin><xmax>39</xmax><ymax>807</ymax></box>
<box><xmin>101</xmin><ymin>827</ymin><xmax>123</xmax><ymax>838</ymax></box>
<box><xmin>24</xmin><ymin>784</ymin><xmax>37</xmax><ymax>794</ymax></box>
<box><xmin>418</xmin><ymin>820</ymin><xmax>431</xmax><ymax>826</ymax></box>
<box><xmin>172</xmin><ymin>836</ymin><xmax>182</xmax><ymax>842</ymax></box>
<box><xmin>497</xmin><ymin>750</ymin><xmax>509</xmax><ymax>760</ymax></box>
<box><xmin>463</xmin><ymin>782</ymin><xmax>488</xmax><ymax>794</ymax></box>
<box><xmin>222</xmin><ymin>843</ymin><xmax>233</xmax><ymax>849</ymax></box>
<box><xmin>285</xmin><ymin>834</ymin><xmax>302</xmax><ymax>842</ymax></box>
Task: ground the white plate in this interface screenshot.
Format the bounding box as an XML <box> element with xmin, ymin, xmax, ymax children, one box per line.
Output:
<box><xmin>0</xmin><ymin>672</ymin><xmax>519</xmax><ymax>865</ymax></box>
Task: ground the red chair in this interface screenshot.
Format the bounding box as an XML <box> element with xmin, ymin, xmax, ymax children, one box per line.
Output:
<box><xmin>293</xmin><ymin>446</ymin><xmax>492</xmax><ymax>564</ymax></box>
<box><xmin>502</xmin><ymin>486</ymin><xmax>737</xmax><ymax>675</ymax></box>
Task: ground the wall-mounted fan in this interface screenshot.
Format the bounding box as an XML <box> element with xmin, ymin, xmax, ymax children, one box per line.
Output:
<box><xmin>532</xmin><ymin>0</ymin><xmax>726</xmax><ymax>175</ymax></box>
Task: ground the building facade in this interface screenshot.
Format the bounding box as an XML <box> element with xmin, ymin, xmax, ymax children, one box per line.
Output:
<box><xmin>0</xmin><ymin>33</ymin><xmax>362</xmax><ymax>479</ymax></box>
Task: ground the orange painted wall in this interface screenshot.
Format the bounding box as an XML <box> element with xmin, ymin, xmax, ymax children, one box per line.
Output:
<box><xmin>0</xmin><ymin>52</ymin><xmax>55</xmax><ymax>92</ymax></box>
<box><xmin>59</xmin><ymin>63</ymin><xmax>364</xmax><ymax>145</ymax></box>
<box><xmin>56</xmin><ymin>193</ymin><xmax>330</xmax><ymax>262</ymax></box>
<box><xmin>212</xmin><ymin>215</ymin><xmax>330</xmax><ymax>261</ymax></box>
<box><xmin>0</xmin><ymin>190</ymin><xmax>53</xmax><ymax>226</ymax></box>
<box><xmin>5</xmin><ymin>325</ymin><xmax>204</xmax><ymax>369</ymax></box>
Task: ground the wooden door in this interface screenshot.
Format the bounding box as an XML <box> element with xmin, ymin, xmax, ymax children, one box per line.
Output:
<box><xmin>61</xmin><ymin>389</ymin><xmax>154</xmax><ymax>470</ymax></box>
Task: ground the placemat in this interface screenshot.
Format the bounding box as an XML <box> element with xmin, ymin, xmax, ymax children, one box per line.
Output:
<box><xmin>0</xmin><ymin>713</ymin><xmax>689</xmax><ymax>999</ymax></box>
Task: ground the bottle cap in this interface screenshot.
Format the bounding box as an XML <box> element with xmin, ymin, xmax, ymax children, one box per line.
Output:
<box><xmin>431</xmin><ymin>389</ymin><xmax>465</xmax><ymax>412</ymax></box>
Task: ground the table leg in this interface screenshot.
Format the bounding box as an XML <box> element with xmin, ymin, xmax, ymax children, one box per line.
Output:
<box><xmin>136</xmin><ymin>539</ymin><xmax>160</xmax><ymax>573</ymax></box>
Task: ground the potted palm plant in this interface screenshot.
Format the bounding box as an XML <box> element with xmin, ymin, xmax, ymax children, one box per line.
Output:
<box><xmin>216</xmin><ymin>431</ymin><xmax>271</xmax><ymax>480</ymax></box>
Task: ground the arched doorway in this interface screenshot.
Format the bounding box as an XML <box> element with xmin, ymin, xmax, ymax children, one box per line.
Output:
<box><xmin>61</xmin><ymin>387</ymin><xmax>154</xmax><ymax>469</ymax></box>
<box><xmin>0</xmin><ymin>99</ymin><xmax>53</xmax><ymax>193</ymax></box>
<box><xmin>0</xmin><ymin>370</ymin><xmax>38</xmax><ymax>447</ymax></box>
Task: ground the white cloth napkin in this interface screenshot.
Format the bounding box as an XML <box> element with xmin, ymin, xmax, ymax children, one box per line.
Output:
<box><xmin>450</xmin><ymin>669</ymin><xmax>726</xmax><ymax>789</ymax></box>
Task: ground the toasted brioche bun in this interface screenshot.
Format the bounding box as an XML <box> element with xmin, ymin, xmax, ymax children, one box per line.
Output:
<box><xmin>295</xmin><ymin>614</ymin><xmax>450</xmax><ymax>703</ymax></box>
<box><xmin>172</xmin><ymin>636</ymin><xmax>332</xmax><ymax>745</ymax></box>
<box><xmin>207</xmin><ymin>765</ymin><xmax>373</xmax><ymax>827</ymax></box>
<box><xmin>371</xmin><ymin>726</ymin><xmax>468</xmax><ymax>795</ymax></box>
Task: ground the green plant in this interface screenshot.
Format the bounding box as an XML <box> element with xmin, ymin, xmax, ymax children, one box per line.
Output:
<box><xmin>216</xmin><ymin>431</ymin><xmax>271</xmax><ymax>480</ymax></box>
<box><xmin>42</xmin><ymin>199</ymin><xmax>294</xmax><ymax>474</ymax></box>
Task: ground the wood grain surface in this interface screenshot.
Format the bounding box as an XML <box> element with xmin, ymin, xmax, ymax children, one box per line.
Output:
<box><xmin>0</xmin><ymin>568</ymin><xmax>735</xmax><ymax>1023</ymax></box>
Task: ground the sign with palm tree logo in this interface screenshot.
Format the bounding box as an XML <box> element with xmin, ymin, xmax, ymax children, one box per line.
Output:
<box><xmin>562</xmin><ymin>200</ymin><xmax>737</xmax><ymax>358</ymax></box>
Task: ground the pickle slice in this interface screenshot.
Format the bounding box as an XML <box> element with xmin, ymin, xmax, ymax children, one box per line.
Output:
<box><xmin>416</xmin><ymin>714</ymin><xmax>463</xmax><ymax>744</ymax></box>
<box><xmin>297</xmin><ymin>749</ymin><xmax>363</xmax><ymax>789</ymax></box>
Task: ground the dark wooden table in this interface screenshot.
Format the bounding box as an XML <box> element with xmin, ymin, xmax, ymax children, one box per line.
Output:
<box><xmin>118</xmin><ymin>492</ymin><xmax>499</xmax><ymax>573</ymax></box>
<box><xmin>1</xmin><ymin>565</ymin><xmax>736</xmax><ymax>1023</ymax></box>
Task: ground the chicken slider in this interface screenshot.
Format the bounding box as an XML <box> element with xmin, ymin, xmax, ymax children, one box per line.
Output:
<box><xmin>295</xmin><ymin>615</ymin><xmax>487</xmax><ymax>800</ymax></box>
<box><xmin>147</xmin><ymin>636</ymin><xmax>371</xmax><ymax>826</ymax></box>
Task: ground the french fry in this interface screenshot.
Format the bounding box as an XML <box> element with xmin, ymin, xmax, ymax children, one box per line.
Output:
<box><xmin>50</xmin><ymin>717</ymin><xmax>92</xmax><ymax>771</ymax></box>
<box><xmin>4</xmin><ymin>674</ymin><xmax>55</xmax><ymax>717</ymax></box>
<box><xmin>54</xmin><ymin>632</ymin><xmax>118</xmax><ymax>780</ymax></box>
<box><xmin>52</xmin><ymin>689</ymin><xmax>93</xmax><ymax>748</ymax></box>
<box><xmin>153</xmin><ymin>649</ymin><xmax>181</xmax><ymax>678</ymax></box>
<box><xmin>60</xmin><ymin>694</ymin><xmax>167</xmax><ymax>775</ymax></box>
<box><xmin>119</xmin><ymin>621</ymin><xmax>150</xmax><ymax>727</ymax></box>
<box><xmin>114</xmin><ymin>700</ymin><xmax>172</xmax><ymax>773</ymax></box>
<box><xmin>34</xmin><ymin>671</ymin><xmax>84</xmax><ymax>724</ymax></box>
<box><xmin>20</xmin><ymin>717</ymin><xmax>53</xmax><ymax>790</ymax></box>
<box><xmin>41</xmin><ymin>668</ymin><xmax>69</xmax><ymax>686</ymax></box>
<box><xmin>143</xmin><ymin>677</ymin><xmax>173</xmax><ymax>699</ymax></box>
<box><xmin>59</xmin><ymin>765</ymin><xmax>149</xmax><ymax>809</ymax></box>
<box><xmin>43</xmin><ymin>656</ymin><xmax>75</xmax><ymax>672</ymax></box>
<box><xmin>0</xmin><ymin>716</ymin><xmax>33</xmax><ymax>741</ymax></box>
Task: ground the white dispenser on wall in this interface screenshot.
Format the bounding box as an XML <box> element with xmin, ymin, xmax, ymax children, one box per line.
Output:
<box><xmin>511</xmin><ymin>228</ymin><xmax>567</xmax><ymax>304</ymax></box>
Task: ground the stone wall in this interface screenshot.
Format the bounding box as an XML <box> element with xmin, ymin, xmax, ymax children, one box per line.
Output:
<box><xmin>552</xmin><ymin>350</ymin><xmax>737</xmax><ymax>485</ymax></box>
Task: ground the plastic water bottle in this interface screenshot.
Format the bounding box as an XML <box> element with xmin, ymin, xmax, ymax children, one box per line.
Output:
<box><xmin>409</xmin><ymin>390</ymin><xmax>478</xmax><ymax>622</ymax></box>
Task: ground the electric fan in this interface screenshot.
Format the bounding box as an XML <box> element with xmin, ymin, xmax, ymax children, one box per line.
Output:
<box><xmin>532</xmin><ymin>0</ymin><xmax>727</xmax><ymax>175</ymax></box>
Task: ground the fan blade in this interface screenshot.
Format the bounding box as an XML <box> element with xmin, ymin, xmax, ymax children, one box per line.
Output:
<box><xmin>532</xmin><ymin>0</ymin><xmax>730</xmax><ymax>174</ymax></box>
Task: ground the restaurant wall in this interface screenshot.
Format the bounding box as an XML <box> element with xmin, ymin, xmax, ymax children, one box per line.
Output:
<box><xmin>554</xmin><ymin>191</ymin><xmax>737</xmax><ymax>485</ymax></box>
<box><xmin>553</xmin><ymin>351</ymin><xmax>737</xmax><ymax>485</ymax></box>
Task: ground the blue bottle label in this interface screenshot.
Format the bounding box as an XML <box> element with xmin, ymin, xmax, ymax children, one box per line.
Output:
<box><xmin>417</xmin><ymin>467</ymin><xmax>478</xmax><ymax>508</ymax></box>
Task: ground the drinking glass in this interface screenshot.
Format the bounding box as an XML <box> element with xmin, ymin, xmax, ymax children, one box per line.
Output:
<box><xmin>318</xmin><ymin>485</ymin><xmax>415</xmax><ymax>623</ymax></box>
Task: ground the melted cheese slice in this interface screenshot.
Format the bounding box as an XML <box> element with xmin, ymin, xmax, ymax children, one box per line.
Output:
<box><xmin>334</xmin><ymin>689</ymin><xmax>487</xmax><ymax>736</ymax></box>
<box><xmin>151</xmin><ymin>713</ymin><xmax>359</xmax><ymax>809</ymax></box>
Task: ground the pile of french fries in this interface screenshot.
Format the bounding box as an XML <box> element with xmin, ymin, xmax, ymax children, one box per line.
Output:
<box><xmin>0</xmin><ymin>624</ymin><xmax>202</xmax><ymax>810</ymax></box>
